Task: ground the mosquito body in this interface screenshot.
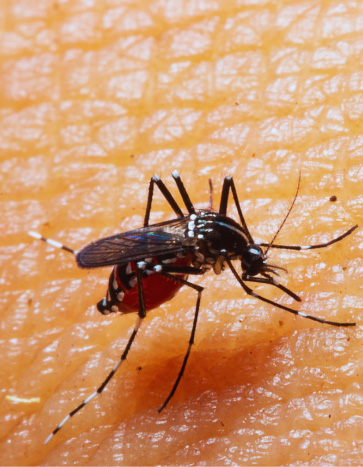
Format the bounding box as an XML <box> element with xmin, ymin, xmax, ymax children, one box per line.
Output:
<box><xmin>28</xmin><ymin>170</ymin><xmax>357</xmax><ymax>443</ymax></box>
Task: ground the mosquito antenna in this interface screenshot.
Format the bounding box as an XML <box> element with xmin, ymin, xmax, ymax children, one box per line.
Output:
<box><xmin>265</xmin><ymin>172</ymin><xmax>301</xmax><ymax>255</ymax></box>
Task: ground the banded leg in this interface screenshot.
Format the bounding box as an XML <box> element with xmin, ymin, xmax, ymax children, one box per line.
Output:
<box><xmin>256</xmin><ymin>225</ymin><xmax>358</xmax><ymax>250</ymax></box>
<box><xmin>28</xmin><ymin>231</ymin><xmax>76</xmax><ymax>255</ymax></box>
<box><xmin>242</xmin><ymin>273</ymin><xmax>301</xmax><ymax>302</ymax></box>
<box><xmin>144</xmin><ymin>170</ymin><xmax>196</xmax><ymax>227</ymax></box>
<box><xmin>219</xmin><ymin>176</ymin><xmax>254</xmax><ymax>243</ymax></box>
<box><xmin>45</xmin><ymin>268</ymin><xmax>147</xmax><ymax>444</ymax></box>
<box><xmin>149</xmin><ymin>269</ymin><xmax>204</xmax><ymax>412</ymax></box>
<box><xmin>144</xmin><ymin>174</ymin><xmax>184</xmax><ymax>226</ymax></box>
<box><xmin>171</xmin><ymin>170</ymin><xmax>195</xmax><ymax>215</ymax></box>
<box><xmin>226</xmin><ymin>257</ymin><xmax>356</xmax><ymax>327</ymax></box>
<box><xmin>208</xmin><ymin>179</ymin><xmax>213</xmax><ymax>210</ymax></box>
<box><xmin>158</xmin><ymin>264</ymin><xmax>204</xmax><ymax>275</ymax></box>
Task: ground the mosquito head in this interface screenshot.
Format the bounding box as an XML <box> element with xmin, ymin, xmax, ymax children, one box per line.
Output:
<box><xmin>241</xmin><ymin>244</ymin><xmax>267</xmax><ymax>276</ymax></box>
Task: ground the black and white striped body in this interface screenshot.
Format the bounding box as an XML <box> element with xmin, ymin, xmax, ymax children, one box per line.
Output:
<box><xmin>183</xmin><ymin>211</ymin><xmax>251</xmax><ymax>273</ymax></box>
<box><xmin>97</xmin><ymin>253</ymin><xmax>192</xmax><ymax>315</ymax></box>
<box><xmin>95</xmin><ymin>210</ymin><xmax>261</xmax><ymax>315</ymax></box>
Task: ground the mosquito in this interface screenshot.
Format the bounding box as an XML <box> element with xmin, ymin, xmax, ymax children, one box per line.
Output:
<box><xmin>28</xmin><ymin>170</ymin><xmax>357</xmax><ymax>443</ymax></box>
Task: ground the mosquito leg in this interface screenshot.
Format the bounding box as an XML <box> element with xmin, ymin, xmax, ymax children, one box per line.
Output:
<box><xmin>144</xmin><ymin>175</ymin><xmax>185</xmax><ymax>227</ymax></box>
<box><xmin>225</xmin><ymin>257</ymin><xmax>355</xmax><ymax>327</ymax></box>
<box><xmin>242</xmin><ymin>274</ymin><xmax>301</xmax><ymax>302</ymax></box>
<box><xmin>152</xmin><ymin>271</ymin><xmax>204</xmax><ymax>412</ymax></box>
<box><xmin>219</xmin><ymin>177</ymin><xmax>230</xmax><ymax>216</ymax></box>
<box><xmin>171</xmin><ymin>170</ymin><xmax>195</xmax><ymax>214</ymax></box>
<box><xmin>256</xmin><ymin>225</ymin><xmax>358</xmax><ymax>251</ymax></box>
<box><xmin>219</xmin><ymin>176</ymin><xmax>254</xmax><ymax>243</ymax></box>
<box><xmin>45</xmin><ymin>269</ymin><xmax>147</xmax><ymax>444</ymax></box>
<box><xmin>44</xmin><ymin>315</ymin><xmax>143</xmax><ymax>443</ymax></box>
<box><xmin>208</xmin><ymin>178</ymin><xmax>213</xmax><ymax>210</ymax></box>
<box><xmin>28</xmin><ymin>231</ymin><xmax>76</xmax><ymax>255</ymax></box>
<box><xmin>159</xmin><ymin>265</ymin><xmax>204</xmax><ymax>275</ymax></box>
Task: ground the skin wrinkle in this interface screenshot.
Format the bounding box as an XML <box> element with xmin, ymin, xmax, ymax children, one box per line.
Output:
<box><xmin>1</xmin><ymin>0</ymin><xmax>362</xmax><ymax>465</ymax></box>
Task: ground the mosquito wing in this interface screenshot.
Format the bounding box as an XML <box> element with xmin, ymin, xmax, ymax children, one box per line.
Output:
<box><xmin>76</xmin><ymin>217</ymin><xmax>190</xmax><ymax>268</ymax></box>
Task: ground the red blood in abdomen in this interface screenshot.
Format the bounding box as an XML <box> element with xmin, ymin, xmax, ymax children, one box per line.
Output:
<box><xmin>117</xmin><ymin>255</ymin><xmax>192</xmax><ymax>313</ymax></box>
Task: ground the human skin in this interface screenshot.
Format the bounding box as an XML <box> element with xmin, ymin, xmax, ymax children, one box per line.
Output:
<box><xmin>1</xmin><ymin>0</ymin><xmax>363</xmax><ymax>465</ymax></box>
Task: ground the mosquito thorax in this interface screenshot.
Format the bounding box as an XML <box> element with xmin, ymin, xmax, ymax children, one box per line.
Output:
<box><xmin>241</xmin><ymin>244</ymin><xmax>266</xmax><ymax>276</ymax></box>
<box><xmin>184</xmin><ymin>210</ymin><xmax>250</xmax><ymax>272</ymax></box>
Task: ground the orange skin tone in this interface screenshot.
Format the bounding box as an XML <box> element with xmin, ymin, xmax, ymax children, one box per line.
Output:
<box><xmin>1</xmin><ymin>0</ymin><xmax>362</xmax><ymax>465</ymax></box>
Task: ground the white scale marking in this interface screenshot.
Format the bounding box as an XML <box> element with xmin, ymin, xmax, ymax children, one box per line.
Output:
<box><xmin>29</xmin><ymin>230</ymin><xmax>65</xmax><ymax>250</ymax></box>
<box><xmin>45</xmin><ymin>415</ymin><xmax>70</xmax><ymax>444</ymax></box>
<box><xmin>46</xmin><ymin>238</ymin><xmax>64</xmax><ymax>249</ymax></box>
<box><xmin>28</xmin><ymin>231</ymin><xmax>42</xmax><ymax>240</ymax></box>
<box><xmin>44</xmin><ymin>315</ymin><xmax>144</xmax><ymax>444</ymax></box>
<box><xmin>84</xmin><ymin>391</ymin><xmax>98</xmax><ymax>405</ymax></box>
<box><xmin>216</xmin><ymin>222</ymin><xmax>249</xmax><ymax>243</ymax></box>
<box><xmin>162</xmin><ymin>258</ymin><xmax>176</xmax><ymax>264</ymax></box>
<box><xmin>129</xmin><ymin>277</ymin><xmax>137</xmax><ymax>287</ymax></box>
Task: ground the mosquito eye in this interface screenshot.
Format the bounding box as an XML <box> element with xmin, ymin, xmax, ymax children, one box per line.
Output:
<box><xmin>248</xmin><ymin>247</ymin><xmax>261</xmax><ymax>257</ymax></box>
<box><xmin>245</xmin><ymin>245</ymin><xmax>262</xmax><ymax>261</ymax></box>
<box><xmin>242</xmin><ymin>245</ymin><xmax>264</xmax><ymax>275</ymax></box>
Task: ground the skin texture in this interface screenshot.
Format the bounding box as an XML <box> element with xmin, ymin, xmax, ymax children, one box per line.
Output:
<box><xmin>1</xmin><ymin>0</ymin><xmax>363</xmax><ymax>465</ymax></box>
